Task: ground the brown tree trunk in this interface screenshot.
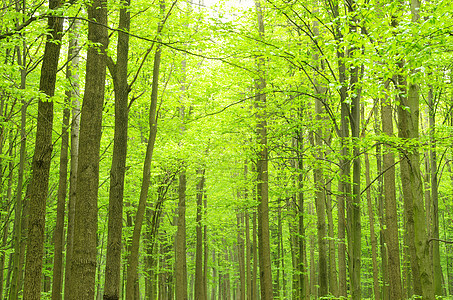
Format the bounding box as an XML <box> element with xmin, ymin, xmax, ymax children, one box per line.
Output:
<box><xmin>125</xmin><ymin>3</ymin><xmax>164</xmax><ymax>296</ymax></box>
<box><xmin>382</xmin><ymin>83</ymin><xmax>403</xmax><ymax>299</ymax></box>
<box><xmin>428</xmin><ymin>84</ymin><xmax>442</xmax><ymax>296</ymax></box>
<box><xmin>175</xmin><ymin>169</ymin><xmax>188</xmax><ymax>300</ymax></box>
<box><xmin>103</xmin><ymin>0</ymin><xmax>131</xmax><ymax>298</ymax></box>
<box><xmin>9</xmin><ymin>38</ymin><xmax>27</xmax><ymax>300</ymax></box>
<box><xmin>67</xmin><ymin>0</ymin><xmax>108</xmax><ymax>297</ymax></box>
<box><xmin>63</xmin><ymin>17</ymin><xmax>81</xmax><ymax>300</ymax></box>
<box><xmin>237</xmin><ymin>211</ymin><xmax>246</xmax><ymax>300</ymax></box>
<box><xmin>254</xmin><ymin>1</ymin><xmax>273</xmax><ymax>298</ymax></box>
<box><xmin>252</xmin><ymin>210</ymin><xmax>257</xmax><ymax>300</ymax></box>
<box><xmin>195</xmin><ymin>169</ymin><xmax>206</xmax><ymax>300</ymax></box>
<box><xmin>23</xmin><ymin>0</ymin><xmax>63</xmax><ymax>297</ymax></box>
<box><xmin>51</xmin><ymin>47</ymin><xmax>71</xmax><ymax>300</ymax></box>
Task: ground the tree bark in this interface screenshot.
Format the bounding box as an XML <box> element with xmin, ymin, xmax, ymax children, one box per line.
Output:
<box><xmin>428</xmin><ymin>83</ymin><xmax>442</xmax><ymax>297</ymax></box>
<box><xmin>67</xmin><ymin>0</ymin><xmax>108</xmax><ymax>297</ymax></box>
<box><xmin>103</xmin><ymin>0</ymin><xmax>131</xmax><ymax>298</ymax></box>
<box><xmin>195</xmin><ymin>169</ymin><xmax>206</xmax><ymax>300</ymax></box>
<box><xmin>23</xmin><ymin>0</ymin><xmax>63</xmax><ymax>297</ymax></box>
<box><xmin>381</xmin><ymin>83</ymin><xmax>403</xmax><ymax>299</ymax></box>
<box><xmin>125</xmin><ymin>3</ymin><xmax>164</xmax><ymax>296</ymax></box>
<box><xmin>51</xmin><ymin>45</ymin><xmax>71</xmax><ymax>300</ymax></box>
<box><xmin>63</xmin><ymin>17</ymin><xmax>81</xmax><ymax>300</ymax></box>
<box><xmin>254</xmin><ymin>1</ymin><xmax>273</xmax><ymax>298</ymax></box>
<box><xmin>9</xmin><ymin>35</ymin><xmax>27</xmax><ymax>300</ymax></box>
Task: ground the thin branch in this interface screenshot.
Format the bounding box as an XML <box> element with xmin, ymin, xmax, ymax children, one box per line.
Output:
<box><xmin>428</xmin><ymin>238</ymin><xmax>453</xmax><ymax>244</ymax></box>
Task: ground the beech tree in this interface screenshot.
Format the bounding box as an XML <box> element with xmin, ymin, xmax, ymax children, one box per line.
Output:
<box><xmin>0</xmin><ymin>0</ymin><xmax>453</xmax><ymax>298</ymax></box>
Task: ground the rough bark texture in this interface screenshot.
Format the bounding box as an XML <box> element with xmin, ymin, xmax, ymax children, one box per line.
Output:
<box><xmin>103</xmin><ymin>0</ymin><xmax>131</xmax><ymax>298</ymax></box>
<box><xmin>23</xmin><ymin>0</ymin><xmax>63</xmax><ymax>298</ymax></box>
<box><xmin>67</xmin><ymin>0</ymin><xmax>108</xmax><ymax>297</ymax></box>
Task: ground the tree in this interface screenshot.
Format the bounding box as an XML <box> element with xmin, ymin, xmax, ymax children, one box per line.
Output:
<box><xmin>23</xmin><ymin>0</ymin><xmax>63</xmax><ymax>297</ymax></box>
<box><xmin>103</xmin><ymin>0</ymin><xmax>132</xmax><ymax>298</ymax></box>
<box><xmin>254</xmin><ymin>0</ymin><xmax>273</xmax><ymax>298</ymax></box>
<box><xmin>67</xmin><ymin>0</ymin><xmax>108</xmax><ymax>297</ymax></box>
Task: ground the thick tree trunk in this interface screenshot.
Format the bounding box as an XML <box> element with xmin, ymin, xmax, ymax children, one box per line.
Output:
<box><xmin>67</xmin><ymin>0</ymin><xmax>108</xmax><ymax>297</ymax></box>
<box><xmin>23</xmin><ymin>0</ymin><xmax>63</xmax><ymax>297</ymax></box>
<box><xmin>103</xmin><ymin>0</ymin><xmax>131</xmax><ymax>298</ymax></box>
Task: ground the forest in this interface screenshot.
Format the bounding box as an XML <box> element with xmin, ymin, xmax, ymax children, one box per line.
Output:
<box><xmin>0</xmin><ymin>0</ymin><xmax>452</xmax><ymax>299</ymax></box>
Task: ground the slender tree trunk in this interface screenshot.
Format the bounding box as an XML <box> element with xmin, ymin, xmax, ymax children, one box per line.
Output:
<box><xmin>63</xmin><ymin>17</ymin><xmax>81</xmax><ymax>300</ymax></box>
<box><xmin>203</xmin><ymin>194</ymin><xmax>208</xmax><ymax>299</ymax></box>
<box><xmin>9</xmin><ymin>40</ymin><xmax>27</xmax><ymax>300</ymax></box>
<box><xmin>245</xmin><ymin>208</ymin><xmax>251</xmax><ymax>300</ymax></box>
<box><xmin>175</xmin><ymin>169</ymin><xmax>188</xmax><ymax>300</ymax></box>
<box><xmin>311</xmin><ymin>9</ymin><xmax>329</xmax><ymax>297</ymax></box>
<box><xmin>428</xmin><ymin>84</ymin><xmax>442</xmax><ymax>296</ymax></box>
<box><xmin>252</xmin><ymin>210</ymin><xmax>257</xmax><ymax>300</ymax></box>
<box><xmin>103</xmin><ymin>0</ymin><xmax>131</xmax><ymax>298</ymax></box>
<box><xmin>348</xmin><ymin>4</ymin><xmax>362</xmax><ymax>298</ymax></box>
<box><xmin>332</xmin><ymin>1</ymin><xmax>350</xmax><ymax>295</ymax></box>
<box><xmin>125</xmin><ymin>3</ymin><xmax>164</xmax><ymax>297</ymax></box>
<box><xmin>67</xmin><ymin>0</ymin><xmax>108</xmax><ymax>297</ymax></box>
<box><xmin>254</xmin><ymin>2</ymin><xmax>273</xmax><ymax>298</ymax></box>
<box><xmin>365</xmin><ymin>148</ymin><xmax>381</xmax><ymax>300</ymax></box>
<box><xmin>237</xmin><ymin>211</ymin><xmax>246</xmax><ymax>300</ymax></box>
<box><xmin>51</xmin><ymin>50</ymin><xmax>71</xmax><ymax>300</ymax></box>
<box><xmin>23</xmin><ymin>0</ymin><xmax>63</xmax><ymax>297</ymax></box>
<box><xmin>381</xmin><ymin>83</ymin><xmax>403</xmax><ymax>299</ymax></box>
<box><xmin>195</xmin><ymin>169</ymin><xmax>206</xmax><ymax>300</ymax></box>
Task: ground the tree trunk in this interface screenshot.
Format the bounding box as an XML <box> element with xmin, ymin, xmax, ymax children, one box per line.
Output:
<box><xmin>311</xmin><ymin>12</ymin><xmax>328</xmax><ymax>298</ymax></box>
<box><xmin>254</xmin><ymin>1</ymin><xmax>273</xmax><ymax>298</ymax></box>
<box><xmin>23</xmin><ymin>0</ymin><xmax>63</xmax><ymax>297</ymax></box>
<box><xmin>51</xmin><ymin>47</ymin><xmax>71</xmax><ymax>300</ymax></box>
<box><xmin>381</xmin><ymin>83</ymin><xmax>403</xmax><ymax>299</ymax></box>
<box><xmin>428</xmin><ymin>83</ymin><xmax>442</xmax><ymax>297</ymax></box>
<box><xmin>125</xmin><ymin>3</ymin><xmax>164</xmax><ymax>296</ymax></box>
<box><xmin>63</xmin><ymin>17</ymin><xmax>81</xmax><ymax>300</ymax></box>
<box><xmin>67</xmin><ymin>0</ymin><xmax>108</xmax><ymax>297</ymax></box>
<box><xmin>9</xmin><ymin>38</ymin><xmax>27</xmax><ymax>300</ymax></box>
<box><xmin>237</xmin><ymin>211</ymin><xmax>246</xmax><ymax>300</ymax></box>
<box><xmin>103</xmin><ymin>0</ymin><xmax>131</xmax><ymax>298</ymax></box>
<box><xmin>195</xmin><ymin>169</ymin><xmax>206</xmax><ymax>300</ymax></box>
